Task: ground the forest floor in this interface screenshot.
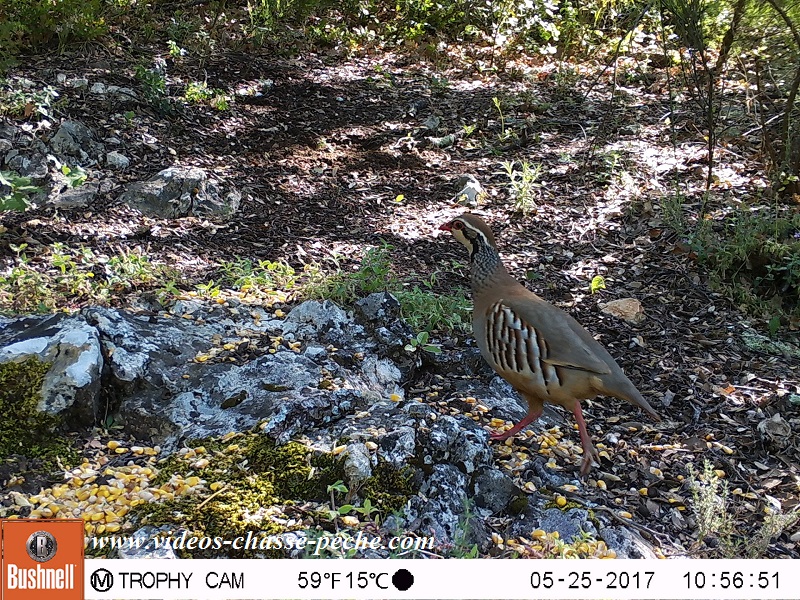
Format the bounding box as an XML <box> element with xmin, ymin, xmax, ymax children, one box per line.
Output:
<box><xmin>2</xmin><ymin>37</ymin><xmax>800</xmax><ymax>558</ymax></box>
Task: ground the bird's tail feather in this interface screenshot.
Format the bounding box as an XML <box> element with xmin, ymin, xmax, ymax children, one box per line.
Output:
<box><xmin>600</xmin><ymin>379</ymin><xmax>661</xmax><ymax>422</ymax></box>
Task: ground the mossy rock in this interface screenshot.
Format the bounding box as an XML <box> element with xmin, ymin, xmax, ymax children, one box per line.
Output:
<box><xmin>135</xmin><ymin>433</ymin><xmax>348</xmax><ymax>557</ymax></box>
<box><xmin>361</xmin><ymin>461</ymin><xmax>415</xmax><ymax>515</ymax></box>
<box><xmin>132</xmin><ymin>432</ymin><xmax>419</xmax><ymax>558</ymax></box>
<box><xmin>0</xmin><ymin>357</ymin><xmax>77</xmax><ymax>466</ymax></box>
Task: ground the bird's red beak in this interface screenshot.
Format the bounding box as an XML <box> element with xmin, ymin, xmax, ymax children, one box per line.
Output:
<box><xmin>439</xmin><ymin>221</ymin><xmax>452</xmax><ymax>232</ymax></box>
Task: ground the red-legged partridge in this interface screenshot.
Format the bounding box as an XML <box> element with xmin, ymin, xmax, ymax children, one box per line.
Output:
<box><xmin>440</xmin><ymin>213</ymin><xmax>661</xmax><ymax>476</ymax></box>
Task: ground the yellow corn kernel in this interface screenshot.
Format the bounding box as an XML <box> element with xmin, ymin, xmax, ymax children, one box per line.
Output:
<box><xmin>556</xmin><ymin>496</ymin><xmax>567</xmax><ymax>508</ymax></box>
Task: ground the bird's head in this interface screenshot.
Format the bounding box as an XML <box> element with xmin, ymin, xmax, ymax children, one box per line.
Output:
<box><xmin>439</xmin><ymin>213</ymin><xmax>498</xmax><ymax>258</ymax></box>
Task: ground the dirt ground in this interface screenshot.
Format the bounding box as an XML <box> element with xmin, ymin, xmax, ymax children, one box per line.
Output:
<box><xmin>3</xmin><ymin>41</ymin><xmax>800</xmax><ymax>557</ymax></box>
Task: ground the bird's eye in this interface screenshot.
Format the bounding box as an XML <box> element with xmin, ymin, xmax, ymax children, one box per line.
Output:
<box><xmin>452</xmin><ymin>221</ymin><xmax>464</xmax><ymax>230</ymax></box>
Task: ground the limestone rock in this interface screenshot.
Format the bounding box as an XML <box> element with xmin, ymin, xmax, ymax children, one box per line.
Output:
<box><xmin>0</xmin><ymin>314</ymin><xmax>102</xmax><ymax>426</ymax></box>
<box><xmin>599</xmin><ymin>298</ymin><xmax>645</xmax><ymax>325</ymax></box>
<box><xmin>119</xmin><ymin>166</ymin><xmax>241</xmax><ymax>218</ymax></box>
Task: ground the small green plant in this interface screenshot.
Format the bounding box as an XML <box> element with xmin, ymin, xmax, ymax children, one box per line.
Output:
<box><xmin>353</xmin><ymin>497</ymin><xmax>379</xmax><ymax>519</ymax></box>
<box><xmin>0</xmin><ymin>79</ymin><xmax>60</xmax><ymax>119</ymax></box>
<box><xmin>404</xmin><ymin>331</ymin><xmax>442</xmax><ymax>354</ymax></box>
<box><xmin>0</xmin><ymin>171</ymin><xmax>41</xmax><ymax>211</ymax></box>
<box><xmin>61</xmin><ymin>165</ymin><xmax>87</xmax><ymax>188</ymax></box>
<box><xmin>98</xmin><ymin>414</ymin><xmax>124</xmax><ymax>434</ymax></box>
<box><xmin>661</xmin><ymin>193</ymin><xmax>688</xmax><ymax>235</ymax></box>
<box><xmin>218</xmin><ymin>258</ymin><xmax>299</xmax><ymax>291</ymax></box>
<box><xmin>195</xmin><ymin>280</ymin><xmax>221</xmax><ymax>298</ymax></box>
<box><xmin>1</xmin><ymin>242</ymin><xmax>178</xmax><ymax>314</ymax></box>
<box><xmin>687</xmin><ymin>460</ymin><xmax>800</xmax><ymax>558</ymax></box>
<box><xmin>185</xmin><ymin>81</ymin><xmax>213</xmax><ymax>103</ymax></box>
<box><xmin>184</xmin><ymin>81</ymin><xmax>229</xmax><ymax>111</ymax></box>
<box><xmin>430</xmin><ymin>75</ymin><xmax>450</xmax><ymax>94</ymax></box>
<box><xmin>589</xmin><ymin>275</ymin><xmax>606</xmax><ymax>294</ymax></box>
<box><xmin>499</xmin><ymin>160</ymin><xmax>542</xmax><ymax>215</ymax></box>
<box><xmin>324</xmin><ymin>479</ymin><xmax>351</xmax><ymax>520</ymax></box>
<box><xmin>449</xmin><ymin>499</ymin><xmax>480</xmax><ymax>558</ymax></box>
<box><xmin>304</xmin><ymin>245</ymin><xmax>395</xmax><ymax>305</ymax></box>
<box><xmin>135</xmin><ymin>64</ymin><xmax>171</xmax><ymax>113</ymax></box>
<box><xmin>492</xmin><ymin>96</ymin><xmax>505</xmax><ymax>135</ymax></box>
<box><xmin>767</xmin><ymin>315</ymin><xmax>781</xmax><ymax>337</ymax></box>
<box><xmin>157</xmin><ymin>280</ymin><xmax>181</xmax><ymax>303</ymax></box>
<box><xmin>135</xmin><ymin>65</ymin><xmax>166</xmax><ymax>98</ymax></box>
<box><xmin>167</xmin><ymin>40</ymin><xmax>185</xmax><ymax>58</ymax></box>
<box><xmin>594</xmin><ymin>149</ymin><xmax>625</xmax><ymax>184</ymax></box>
<box><xmin>687</xmin><ymin>461</ymin><xmax>734</xmax><ymax>547</ymax></box>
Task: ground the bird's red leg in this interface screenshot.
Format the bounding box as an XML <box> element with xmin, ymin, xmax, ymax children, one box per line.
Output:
<box><xmin>572</xmin><ymin>403</ymin><xmax>600</xmax><ymax>476</ymax></box>
<box><xmin>490</xmin><ymin>406</ymin><xmax>543</xmax><ymax>441</ymax></box>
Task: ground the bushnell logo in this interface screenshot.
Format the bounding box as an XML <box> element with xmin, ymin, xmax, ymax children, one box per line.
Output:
<box><xmin>26</xmin><ymin>530</ymin><xmax>58</xmax><ymax>563</ymax></box>
<box><xmin>2</xmin><ymin>518</ymin><xmax>84</xmax><ymax>599</ymax></box>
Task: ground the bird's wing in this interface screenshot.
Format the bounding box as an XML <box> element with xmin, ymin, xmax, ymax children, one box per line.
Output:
<box><xmin>488</xmin><ymin>296</ymin><xmax>612</xmax><ymax>375</ymax></box>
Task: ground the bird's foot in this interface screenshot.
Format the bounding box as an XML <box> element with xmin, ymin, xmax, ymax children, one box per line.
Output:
<box><xmin>489</xmin><ymin>430</ymin><xmax>514</xmax><ymax>441</ymax></box>
<box><xmin>579</xmin><ymin>445</ymin><xmax>601</xmax><ymax>478</ymax></box>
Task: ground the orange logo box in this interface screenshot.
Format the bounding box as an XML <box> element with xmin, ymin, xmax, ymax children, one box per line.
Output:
<box><xmin>1</xmin><ymin>519</ymin><xmax>84</xmax><ymax>600</ymax></box>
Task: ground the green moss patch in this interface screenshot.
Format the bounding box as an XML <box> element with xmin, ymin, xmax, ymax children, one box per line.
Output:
<box><xmin>361</xmin><ymin>461</ymin><xmax>415</xmax><ymax>515</ymax></box>
<box><xmin>0</xmin><ymin>357</ymin><xmax>78</xmax><ymax>467</ymax></box>
<box><xmin>134</xmin><ymin>433</ymin><xmax>347</xmax><ymax>557</ymax></box>
<box><xmin>129</xmin><ymin>432</ymin><xmax>421</xmax><ymax>558</ymax></box>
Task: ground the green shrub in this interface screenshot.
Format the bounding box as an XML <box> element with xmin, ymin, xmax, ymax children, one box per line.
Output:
<box><xmin>664</xmin><ymin>196</ymin><xmax>800</xmax><ymax>325</ymax></box>
<box><xmin>0</xmin><ymin>0</ymin><xmax>108</xmax><ymax>67</ymax></box>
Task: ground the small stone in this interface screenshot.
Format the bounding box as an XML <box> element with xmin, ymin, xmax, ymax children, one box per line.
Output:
<box><xmin>106</xmin><ymin>151</ymin><xmax>130</xmax><ymax>169</ymax></box>
<box><xmin>599</xmin><ymin>298</ymin><xmax>645</xmax><ymax>325</ymax></box>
